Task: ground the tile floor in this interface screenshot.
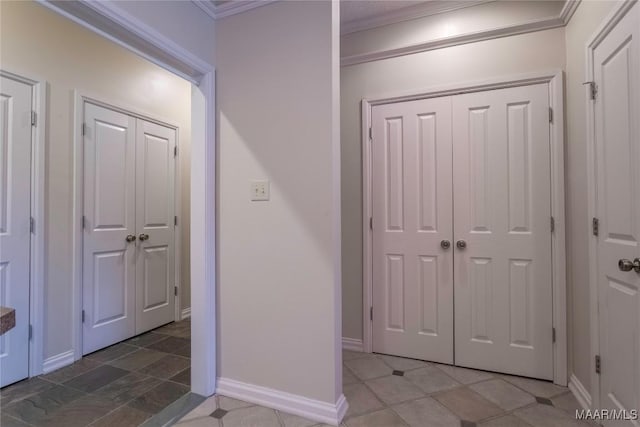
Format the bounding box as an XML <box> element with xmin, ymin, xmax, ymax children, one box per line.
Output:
<box><xmin>0</xmin><ymin>319</ymin><xmax>191</xmax><ymax>427</ymax></box>
<box><xmin>176</xmin><ymin>350</ymin><xmax>593</xmax><ymax>427</ymax></box>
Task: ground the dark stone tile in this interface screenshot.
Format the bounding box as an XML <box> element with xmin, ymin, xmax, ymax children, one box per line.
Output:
<box><xmin>211</xmin><ymin>408</ymin><xmax>228</xmax><ymax>419</ymax></box>
<box><xmin>125</xmin><ymin>332</ymin><xmax>167</xmax><ymax>348</ymax></box>
<box><xmin>152</xmin><ymin>321</ymin><xmax>190</xmax><ymax>338</ymax></box>
<box><xmin>107</xmin><ymin>348</ymin><xmax>166</xmax><ymax>371</ymax></box>
<box><xmin>89</xmin><ymin>405</ymin><xmax>152</xmax><ymax>427</ymax></box>
<box><xmin>127</xmin><ymin>381</ymin><xmax>189</xmax><ymax>414</ymax></box>
<box><xmin>173</xmin><ymin>344</ymin><xmax>191</xmax><ymax>358</ymax></box>
<box><xmin>535</xmin><ymin>396</ymin><xmax>553</xmax><ymax>406</ymax></box>
<box><xmin>147</xmin><ymin>336</ymin><xmax>190</xmax><ymax>354</ymax></box>
<box><xmin>169</xmin><ymin>368</ymin><xmax>190</xmax><ymax>386</ymax></box>
<box><xmin>92</xmin><ymin>372</ymin><xmax>162</xmax><ymax>406</ymax></box>
<box><xmin>41</xmin><ymin>358</ymin><xmax>102</xmax><ymax>384</ymax></box>
<box><xmin>140</xmin><ymin>393</ymin><xmax>205</xmax><ymax>427</ymax></box>
<box><xmin>392</xmin><ymin>370</ymin><xmax>405</xmax><ymax>377</ymax></box>
<box><xmin>0</xmin><ymin>377</ymin><xmax>56</xmax><ymax>407</ymax></box>
<box><xmin>85</xmin><ymin>343</ymin><xmax>138</xmax><ymax>363</ymax></box>
<box><xmin>1</xmin><ymin>413</ymin><xmax>32</xmax><ymax>427</ymax></box>
<box><xmin>139</xmin><ymin>354</ymin><xmax>190</xmax><ymax>379</ymax></box>
<box><xmin>3</xmin><ymin>385</ymin><xmax>85</xmax><ymax>424</ymax></box>
<box><xmin>64</xmin><ymin>365</ymin><xmax>129</xmax><ymax>393</ymax></box>
<box><xmin>461</xmin><ymin>421</ymin><xmax>477</xmax><ymax>427</ymax></box>
<box><xmin>34</xmin><ymin>394</ymin><xmax>119</xmax><ymax>427</ymax></box>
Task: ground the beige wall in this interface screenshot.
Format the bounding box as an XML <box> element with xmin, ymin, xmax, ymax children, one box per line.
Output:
<box><xmin>216</xmin><ymin>1</ymin><xmax>341</xmax><ymax>403</ymax></box>
<box><xmin>0</xmin><ymin>1</ymin><xmax>192</xmax><ymax>361</ymax></box>
<box><xmin>341</xmin><ymin>27</ymin><xmax>566</xmax><ymax>340</ymax></box>
<box><xmin>564</xmin><ymin>0</ymin><xmax>621</xmax><ymax>394</ymax></box>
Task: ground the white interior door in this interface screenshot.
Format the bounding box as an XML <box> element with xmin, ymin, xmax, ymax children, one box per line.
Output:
<box><xmin>452</xmin><ymin>84</ymin><xmax>553</xmax><ymax>380</ymax></box>
<box><xmin>83</xmin><ymin>102</ymin><xmax>137</xmax><ymax>355</ymax></box>
<box><xmin>593</xmin><ymin>3</ymin><xmax>640</xmax><ymax>423</ymax></box>
<box><xmin>0</xmin><ymin>75</ymin><xmax>32</xmax><ymax>387</ymax></box>
<box><xmin>135</xmin><ymin>119</ymin><xmax>176</xmax><ymax>334</ymax></box>
<box><xmin>371</xmin><ymin>97</ymin><xmax>454</xmax><ymax>364</ymax></box>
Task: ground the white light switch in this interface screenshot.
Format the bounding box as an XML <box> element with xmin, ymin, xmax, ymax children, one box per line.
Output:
<box><xmin>250</xmin><ymin>180</ymin><xmax>270</xmax><ymax>201</ymax></box>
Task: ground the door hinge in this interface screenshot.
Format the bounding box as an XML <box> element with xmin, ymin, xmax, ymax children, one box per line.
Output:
<box><xmin>29</xmin><ymin>324</ymin><xmax>33</xmax><ymax>340</ymax></box>
<box><xmin>549</xmin><ymin>107</ymin><xmax>553</xmax><ymax>123</ymax></box>
<box><xmin>82</xmin><ymin>123</ymin><xmax>87</xmax><ymax>136</ymax></box>
<box><xmin>31</xmin><ymin>111</ymin><xmax>37</xmax><ymax>127</ymax></box>
<box><xmin>552</xmin><ymin>327</ymin><xmax>556</xmax><ymax>343</ymax></box>
<box><xmin>30</xmin><ymin>216</ymin><xmax>35</xmax><ymax>234</ymax></box>
<box><xmin>174</xmin><ymin>286</ymin><xmax>178</xmax><ymax>296</ymax></box>
<box><xmin>592</xmin><ymin>217</ymin><xmax>599</xmax><ymax>236</ymax></box>
<box><xmin>583</xmin><ymin>81</ymin><xmax>597</xmax><ymax>100</ymax></box>
<box><xmin>595</xmin><ymin>355</ymin><xmax>601</xmax><ymax>374</ymax></box>
<box><xmin>82</xmin><ymin>310</ymin><xmax>85</xmax><ymax>323</ymax></box>
<box><xmin>174</xmin><ymin>216</ymin><xmax>178</xmax><ymax>226</ymax></box>
<box><xmin>550</xmin><ymin>216</ymin><xmax>555</xmax><ymax>233</ymax></box>
<box><xmin>82</xmin><ymin>215</ymin><xmax>87</xmax><ymax>230</ymax></box>
<box><xmin>370</xmin><ymin>306</ymin><xmax>373</xmax><ymax>321</ymax></box>
<box><xmin>174</xmin><ymin>146</ymin><xmax>178</xmax><ymax>157</ymax></box>
<box><xmin>369</xmin><ymin>217</ymin><xmax>373</xmax><ymax>230</ymax></box>
<box><xmin>368</xmin><ymin>127</ymin><xmax>372</xmax><ymax>140</ymax></box>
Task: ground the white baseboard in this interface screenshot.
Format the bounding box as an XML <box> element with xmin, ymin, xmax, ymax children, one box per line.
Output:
<box><xmin>342</xmin><ymin>337</ymin><xmax>363</xmax><ymax>352</ymax></box>
<box><xmin>42</xmin><ymin>350</ymin><xmax>75</xmax><ymax>374</ymax></box>
<box><xmin>569</xmin><ymin>374</ymin><xmax>591</xmax><ymax>410</ymax></box>
<box><xmin>216</xmin><ymin>377</ymin><xmax>348</xmax><ymax>426</ymax></box>
<box><xmin>181</xmin><ymin>307</ymin><xmax>191</xmax><ymax>320</ymax></box>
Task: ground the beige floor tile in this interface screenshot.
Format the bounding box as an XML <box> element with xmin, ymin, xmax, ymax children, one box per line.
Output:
<box><xmin>470</xmin><ymin>379</ymin><xmax>536</xmax><ymax>411</ymax></box>
<box><xmin>344</xmin><ymin>357</ymin><xmax>393</xmax><ymax>381</ymax></box>
<box><xmin>342</xmin><ymin>350</ymin><xmax>368</xmax><ymax>361</ymax></box>
<box><xmin>175</xmin><ymin>415</ymin><xmax>221</xmax><ymax>426</ymax></box>
<box><xmin>345</xmin><ymin>409</ymin><xmax>408</xmax><ymax>427</ymax></box>
<box><xmin>404</xmin><ymin>366</ymin><xmax>461</xmax><ymax>395</ymax></box>
<box><xmin>499</xmin><ymin>375</ymin><xmax>567</xmax><ymax>398</ymax></box>
<box><xmin>434</xmin><ymin>387</ymin><xmax>503</xmax><ymax>422</ymax></box>
<box><xmin>392</xmin><ymin>397</ymin><xmax>460</xmax><ymax>427</ymax></box>
<box><xmin>514</xmin><ymin>404</ymin><xmax>593</xmax><ymax>427</ymax></box>
<box><xmin>479</xmin><ymin>414</ymin><xmax>533</xmax><ymax>426</ymax></box>
<box><xmin>218</xmin><ymin>395</ymin><xmax>254</xmax><ymax>411</ymax></box>
<box><xmin>365</xmin><ymin>375</ymin><xmax>425</xmax><ymax>405</ymax></box>
<box><xmin>221</xmin><ymin>405</ymin><xmax>281</xmax><ymax>427</ymax></box>
<box><xmin>376</xmin><ymin>355</ymin><xmax>429</xmax><ymax>372</ymax></box>
<box><xmin>343</xmin><ymin>383</ymin><xmax>385</xmax><ymax>418</ymax></box>
<box><xmin>278</xmin><ymin>410</ymin><xmax>318</xmax><ymax>427</ymax></box>
<box><xmin>435</xmin><ymin>365</ymin><xmax>494</xmax><ymax>385</ymax></box>
<box><xmin>342</xmin><ymin>366</ymin><xmax>359</xmax><ymax>385</ymax></box>
<box><xmin>551</xmin><ymin>392</ymin><xmax>583</xmax><ymax>414</ymax></box>
<box><xmin>179</xmin><ymin>396</ymin><xmax>218</xmax><ymax>421</ymax></box>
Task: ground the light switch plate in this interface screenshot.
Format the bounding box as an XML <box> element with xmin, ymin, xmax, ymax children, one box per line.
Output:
<box><xmin>250</xmin><ymin>180</ymin><xmax>270</xmax><ymax>201</ymax></box>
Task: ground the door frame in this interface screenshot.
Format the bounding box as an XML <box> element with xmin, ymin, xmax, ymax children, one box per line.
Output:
<box><xmin>71</xmin><ymin>93</ymin><xmax>183</xmax><ymax>360</ymax></box>
<box><xmin>361</xmin><ymin>70</ymin><xmax>568</xmax><ymax>385</ymax></box>
<box><xmin>585</xmin><ymin>0</ymin><xmax>638</xmax><ymax>410</ymax></box>
<box><xmin>0</xmin><ymin>69</ymin><xmax>47</xmax><ymax>378</ymax></box>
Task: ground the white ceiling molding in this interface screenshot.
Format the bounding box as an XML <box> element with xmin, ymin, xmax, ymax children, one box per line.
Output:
<box><xmin>341</xmin><ymin>0</ymin><xmax>495</xmax><ymax>35</ymax></box>
<box><xmin>559</xmin><ymin>0</ymin><xmax>581</xmax><ymax>24</ymax></box>
<box><xmin>191</xmin><ymin>0</ymin><xmax>276</xmax><ymax>20</ymax></box>
<box><xmin>341</xmin><ymin>15</ymin><xmax>566</xmax><ymax>67</ymax></box>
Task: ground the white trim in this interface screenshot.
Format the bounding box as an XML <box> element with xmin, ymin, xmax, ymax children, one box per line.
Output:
<box><xmin>341</xmin><ymin>16</ymin><xmax>565</xmax><ymax>67</ymax></box>
<box><xmin>0</xmin><ymin>69</ymin><xmax>47</xmax><ymax>378</ymax></box>
<box><xmin>216</xmin><ymin>377</ymin><xmax>348</xmax><ymax>426</ymax></box>
<box><xmin>361</xmin><ymin>70</ymin><xmax>568</xmax><ymax>385</ymax></box>
<box><xmin>584</xmin><ymin>0</ymin><xmax>638</xmax><ymax>411</ymax></box>
<box><xmin>560</xmin><ymin>0</ymin><xmax>582</xmax><ymax>25</ymax></box>
<box><xmin>192</xmin><ymin>0</ymin><xmax>277</xmax><ymax>20</ymax></box>
<box><xmin>181</xmin><ymin>307</ymin><xmax>192</xmax><ymax>320</ymax></box>
<box><xmin>569</xmin><ymin>374</ymin><xmax>592</xmax><ymax>410</ymax></box>
<box><xmin>341</xmin><ymin>0</ymin><xmax>494</xmax><ymax>36</ymax></box>
<box><xmin>42</xmin><ymin>350</ymin><xmax>75</xmax><ymax>374</ymax></box>
<box><xmin>342</xmin><ymin>337</ymin><xmax>363</xmax><ymax>353</ymax></box>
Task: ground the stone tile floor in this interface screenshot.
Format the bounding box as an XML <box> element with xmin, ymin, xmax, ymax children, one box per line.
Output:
<box><xmin>0</xmin><ymin>319</ymin><xmax>191</xmax><ymax>427</ymax></box>
<box><xmin>177</xmin><ymin>350</ymin><xmax>593</xmax><ymax>427</ymax></box>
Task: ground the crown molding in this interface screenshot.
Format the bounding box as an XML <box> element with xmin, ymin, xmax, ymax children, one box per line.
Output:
<box><xmin>341</xmin><ymin>0</ymin><xmax>495</xmax><ymax>35</ymax></box>
<box><xmin>559</xmin><ymin>0</ymin><xmax>581</xmax><ymax>24</ymax></box>
<box><xmin>191</xmin><ymin>0</ymin><xmax>276</xmax><ymax>20</ymax></box>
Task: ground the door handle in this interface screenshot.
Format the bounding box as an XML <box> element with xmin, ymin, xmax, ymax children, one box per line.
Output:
<box><xmin>618</xmin><ymin>258</ymin><xmax>640</xmax><ymax>273</ymax></box>
<box><xmin>441</xmin><ymin>240</ymin><xmax>451</xmax><ymax>250</ymax></box>
<box><xmin>139</xmin><ymin>233</ymin><xmax>149</xmax><ymax>242</ymax></box>
<box><xmin>456</xmin><ymin>240</ymin><xmax>467</xmax><ymax>249</ymax></box>
<box><xmin>125</xmin><ymin>234</ymin><xmax>136</xmax><ymax>242</ymax></box>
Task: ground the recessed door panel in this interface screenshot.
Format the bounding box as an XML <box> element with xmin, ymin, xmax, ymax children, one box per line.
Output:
<box><xmin>0</xmin><ymin>76</ymin><xmax>32</xmax><ymax>387</ymax></box>
<box><xmin>385</xmin><ymin>118</ymin><xmax>404</xmax><ymax>231</ymax></box>
<box><xmin>143</xmin><ymin>133</ymin><xmax>171</xmax><ymax>228</ymax></box>
<box><xmin>93</xmin><ymin>251</ymin><xmax>128</xmax><ymax>325</ymax></box>
<box><xmin>142</xmin><ymin>246</ymin><xmax>170</xmax><ymax>310</ymax></box>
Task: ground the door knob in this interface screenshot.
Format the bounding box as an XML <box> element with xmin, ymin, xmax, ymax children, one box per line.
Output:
<box><xmin>441</xmin><ymin>240</ymin><xmax>451</xmax><ymax>250</ymax></box>
<box><xmin>618</xmin><ymin>258</ymin><xmax>640</xmax><ymax>273</ymax></box>
<box><xmin>456</xmin><ymin>240</ymin><xmax>467</xmax><ymax>249</ymax></box>
<box><xmin>125</xmin><ymin>234</ymin><xmax>136</xmax><ymax>242</ymax></box>
<box><xmin>139</xmin><ymin>233</ymin><xmax>149</xmax><ymax>241</ymax></box>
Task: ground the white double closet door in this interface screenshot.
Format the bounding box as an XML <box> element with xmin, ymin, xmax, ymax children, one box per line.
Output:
<box><xmin>372</xmin><ymin>83</ymin><xmax>554</xmax><ymax>380</ymax></box>
<box><xmin>83</xmin><ymin>102</ymin><xmax>176</xmax><ymax>355</ymax></box>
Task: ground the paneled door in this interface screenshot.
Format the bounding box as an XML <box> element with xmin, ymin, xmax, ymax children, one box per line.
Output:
<box><xmin>135</xmin><ymin>119</ymin><xmax>176</xmax><ymax>334</ymax></box>
<box><xmin>593</xmin><ymin>3</ymin><xmax>640</xmax><ymax>423</ymax></box>
<box><xmin>371</xmin><ymin>96</ymin><xmax>454</xmax><ymax>364</ymax></box>
<box><xmin>83</xmin><ymin>102</ymin><xmax>176</xmax><ymax>355</ymax></box>
<box><xmin>453</xmin><ymin>84</ymin><xmax>553</xmax><ymax>379</ymax></box>
<box><xmin>0</xmin><ymin>75</ymin><xmax>32</xmax><ymax>387</ymax></box>
<box><xmin>83</xmin><ymin>102</ymin><xmax>137</xmax><ymax>354</ymax></box>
